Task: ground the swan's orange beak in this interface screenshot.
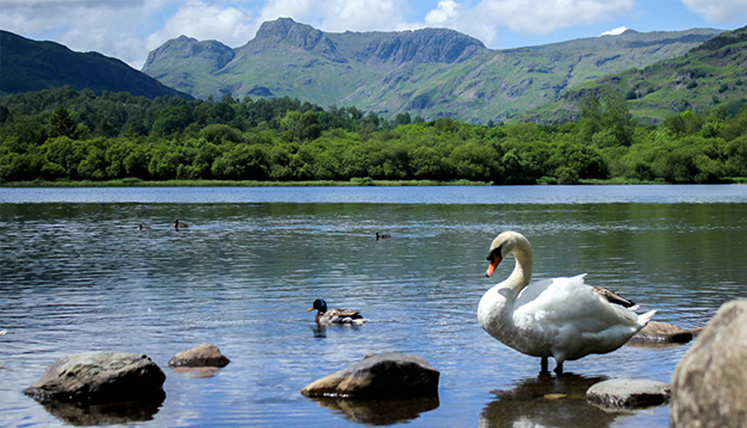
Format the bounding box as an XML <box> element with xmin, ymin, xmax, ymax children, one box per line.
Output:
<box><xmin>486</xmin><ymin>254</ymin><xmax>501</xmax><ymax>277</ymax></box>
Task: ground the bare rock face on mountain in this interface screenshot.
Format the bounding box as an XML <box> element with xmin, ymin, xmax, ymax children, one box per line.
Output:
<box><xmin>143</xmin><ymin>36</ymin><xmax>235</xmax><ymax>73</ymax></box>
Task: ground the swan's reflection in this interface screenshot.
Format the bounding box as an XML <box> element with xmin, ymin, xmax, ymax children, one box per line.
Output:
<box><xmin>480</xmin><ymin>374</ymin><xmax>622</xmax><ymax>428</ymax></box>
<box><xmin>309</xmin><ymin>396</ymin><xmax>439</xmax><ymax>426</ymax></box>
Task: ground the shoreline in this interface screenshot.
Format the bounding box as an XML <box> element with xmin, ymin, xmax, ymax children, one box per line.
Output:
<box><xmin>1</xmin><ymin>177</ymin><xmax>746</xmax><ymax>188</ymax></box>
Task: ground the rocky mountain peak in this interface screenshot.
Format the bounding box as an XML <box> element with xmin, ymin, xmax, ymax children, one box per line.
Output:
<box><xmin>362</xmin><ymin>27</ymin><xmax>487</xmax><ymax>64</ymax></box>
<box><xmin>143</xmin><ymin>35</ymin><xmax>234</xmax><ymax>72</ymax></box>
<box><xmin>254</xmin><ymin>17</ymin><xmax>324</xmax><ymax>49</ymax></box>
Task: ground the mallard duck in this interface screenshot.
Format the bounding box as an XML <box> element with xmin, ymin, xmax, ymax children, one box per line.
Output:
<box><xmin>174</xmin><ymin>219</ymin><xmax>190</xmax><ymax>229</ymax></box>
<box><xmin>138</xmin><ymin>223</ymin><xmax>151</xmax><ymax>230</ymax></box>
<box><xmin>375</xmin><ymin>232</ymin><xmax>391</xmax><ymax>240</ymax></box>
<box><xmin>307</xmin><ymin>299</ymin><xmax>367</xmax><ymax>326</ymax></box>
<box><xmin>477</xmin><ymin>231</ymin><xmax>656</xmax><ymax>375</ymax></box>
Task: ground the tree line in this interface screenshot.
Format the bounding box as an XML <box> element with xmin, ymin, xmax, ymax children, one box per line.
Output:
<box><xmin>1</xmin><ymin>86</ymin><xmax>746</xmax><ymax>184</ymax></box>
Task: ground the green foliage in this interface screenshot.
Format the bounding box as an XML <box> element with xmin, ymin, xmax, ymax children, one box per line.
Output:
<box><xmin>2</xmin><ymin>87</ymin><xmax>746</xmax><ymax>185</ymax></box>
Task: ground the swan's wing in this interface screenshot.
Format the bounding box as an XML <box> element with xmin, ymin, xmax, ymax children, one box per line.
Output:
<box><xmin>514</xmin><ymin>274</ymin><xmax>642</xmax><ymax>332</ymax></box>
<box><xmin>515</xmin><ymin>278</ymin><xmax>556</xmax><ymax>308</ymax></box>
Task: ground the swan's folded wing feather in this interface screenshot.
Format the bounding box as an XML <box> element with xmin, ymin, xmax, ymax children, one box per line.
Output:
<box><xmin>514</xmin><ymin>275</ymin><xmax>640</xmax><ymax>332</ymax></box>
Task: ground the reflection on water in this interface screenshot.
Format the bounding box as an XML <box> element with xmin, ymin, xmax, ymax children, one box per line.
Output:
<box><xmin>36</xmin><ymin>396</ymin><xmax>164</xmax><ymax>426</ymax></box>
<box><xmin>1</xmin><ymin>187</ymin><xmax>746</xmax><ymax>427</ymax></box>
<box><xmin>309</xmin><ymin>396</ymin><xmax>439</xmax><ymax>426</ymax></box>
<box><xmin>480</xmin><ymin>375</ymin><xmax>619</xmax><ymax>428</ymax></box>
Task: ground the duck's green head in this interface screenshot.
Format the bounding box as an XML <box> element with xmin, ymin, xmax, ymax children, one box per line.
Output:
<box><xmin>307</xmin><ymin>299</ymin><xmax>328</xmax><ymax>313</ymax></box>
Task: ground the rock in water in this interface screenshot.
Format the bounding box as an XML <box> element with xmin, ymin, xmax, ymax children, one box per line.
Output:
<box><xmin>628</xmin><ymin>321</ymin><xmax>699</xmax><ymax>345</ymax></box>
<box><xmin>301</xmin><ymin>352</ymin><xmax>439</xmax><ymax>398</ymax></box>
<box><xmin>671</xmin><ymin>300</ymin><xmax>747</xmax><ymax>428</ymax></box>
<box><xmin>586</xmin><ymin>379</ymin><xmax>670</xmax><ymax>409</ymax></box>
<box><xmin>24</xmin><ymin>352</ymin><xmax>166</xmax><ymax>404</ymax></box>
<box><xmin>168</xmin><ymin>343</ymin><xmax>230</xmax><ymax>368</ymax></box>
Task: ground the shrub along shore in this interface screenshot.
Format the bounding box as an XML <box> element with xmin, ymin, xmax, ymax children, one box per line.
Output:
<box><xmin>2</xmin><ymin>87</ymin><xmax>747</xmax><ymax>186</ymax></box>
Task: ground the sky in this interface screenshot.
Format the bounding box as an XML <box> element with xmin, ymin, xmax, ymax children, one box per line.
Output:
<box><xmin>2</xmin><ymin>0</ymin><xmax>747</xmax><ymax>70</ymax></box>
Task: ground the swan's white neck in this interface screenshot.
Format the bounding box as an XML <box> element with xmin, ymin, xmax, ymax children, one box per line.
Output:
<box><xmin>506</xmin><ymin>244</ymin><xmax>534</xmax><ymax>291</ymax></box>
<box><xmin>478</xmin><ymin>236</ymin><xmax>535</xmax><ymax>342</ymax></box>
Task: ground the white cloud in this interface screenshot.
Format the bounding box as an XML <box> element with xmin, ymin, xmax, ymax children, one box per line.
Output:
<box><xmin>419</xmin><ymin>0</ymin><xmax>634</xmax><ymax>46</ymax></box>
<box><xmin>425</xmin><ymin>0</ymin><xmax>459</xmax><ymax>25</ymax></box>
<box><xmin>680</xmin><ymin>0</ymin><xmax>747</xmax><ymax>22</ymax></box>
<box><xmin>600</xmin><ymin>26</ymin><xmax>628</xmax><ymax>36</ymax></box>
<box><xmin>145</xmin><ymin>0</ymin><xmax>253</xmax><ymax>51</ymax></box>
<box><xmin>0</xmin><ymin>0</ymin><xmax>159</xmax><ymax>68</ymax></box>
<box><xmin>254</xmin><ymin>0</ymin><xmax>413</xmax><ymax>33</ymax></box>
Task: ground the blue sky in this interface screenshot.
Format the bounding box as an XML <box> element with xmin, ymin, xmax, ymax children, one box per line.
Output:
<box><xmin>1</xmin><ymin>0</ymin><xmax>746</xmax><ymax>69</ymax></box>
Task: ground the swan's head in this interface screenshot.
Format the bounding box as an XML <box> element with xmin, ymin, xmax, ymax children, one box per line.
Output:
<box><xmin>307</xmin><ymin>299</ymin><xmax>328</xmax><ymax>313</ymax></box>
<box><xmin>485</xmin><ymin>231</ymin><xmax>530</xmax><ymax>277</ymax></box>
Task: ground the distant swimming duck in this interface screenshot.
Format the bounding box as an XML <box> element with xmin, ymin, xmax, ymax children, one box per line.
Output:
<box><xmin>138</xmin><ymin>223</ymin><xmax>151</xmax><ymax>230</ymax></box>
<box><xmin>307</xmin><ymin>299</ymin><xmax>367</xmax><ymax>326</ymax></box>
<box><xmin>174</xmin><ymin>219</ymin><xmax>190</xmax><ymax>230</ymax></box>
<box><xmin>375</xmin><ymin>232</ymin><xmax>391</xmax><ymax>240</ymax></box>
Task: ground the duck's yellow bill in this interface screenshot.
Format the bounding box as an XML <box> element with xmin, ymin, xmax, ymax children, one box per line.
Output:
<box><xmin>306</xmin><ymin>307</ymin><xmax>314</xmax><ymax>312</ymax></box>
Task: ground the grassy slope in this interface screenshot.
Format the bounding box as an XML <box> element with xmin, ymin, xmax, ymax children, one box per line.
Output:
<box><xmin>0</xmin><ymin>30</ymin><xmax>190</xmax><ymax>99</ymax></box>
<box><xmin>540</xmin><ymin>26</ymin><xmax>747</xmax><ymax>122</ymax></box>
<box><xmin>142</xmin><ymin>22</ymin><xmax>719</xmax><ymax>122</ymax></box>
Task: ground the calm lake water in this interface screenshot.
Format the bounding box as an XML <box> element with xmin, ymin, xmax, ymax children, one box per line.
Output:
<box><xmin>1</xmin><ymin>185</ymin><xmax>746</xmax><ymax>427</ymax></box>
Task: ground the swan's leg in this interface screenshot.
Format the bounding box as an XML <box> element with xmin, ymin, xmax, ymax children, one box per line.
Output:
<box><xmin>554</xmin><ymin>361</ymin><xmax>564</xmax><ymax>375</ymax></box>
<box><xmin>540</xmin><ymin>357</ymin><xmax>549</xmax><ymax>375</ymax></box>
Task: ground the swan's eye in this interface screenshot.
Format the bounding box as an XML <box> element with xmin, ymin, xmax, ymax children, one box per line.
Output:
<box><xmin>487</xmin><ymin>245</ymin><xmax>503</xmax><ymax>260</ymax></box>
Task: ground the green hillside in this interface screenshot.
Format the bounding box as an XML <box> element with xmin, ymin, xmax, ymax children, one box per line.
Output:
<box><xmin>0</xmin><ymin>30</ymin><xmax>191</xmax><ymax>100</ymax></box>
<box><xmin>549</xmin><ymin>25</ymin><xmax>747</xmax><ymax>122</ymax></box>
<box><xmin>142</xmin><ymin>18</ymin><xmax>721</xmax><ymax>122</ymax></box>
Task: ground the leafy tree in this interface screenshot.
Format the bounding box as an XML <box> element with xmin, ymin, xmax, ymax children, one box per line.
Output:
<box><xmin>47</xmin><ymin>106</ymin><xmax>77</xmax><ymax>139</ymax></box>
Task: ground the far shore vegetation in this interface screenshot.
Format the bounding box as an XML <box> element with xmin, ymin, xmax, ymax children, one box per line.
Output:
<box><xmin>2</xmin><ymin>87</ymin><xmax>747</xmax><ymax>186</ymax></box>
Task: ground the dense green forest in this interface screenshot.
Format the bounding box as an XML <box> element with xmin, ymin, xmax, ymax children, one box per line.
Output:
<box><xmin>1</xmin><ymin>87</ymin><xmax>747</xmax><ymax>184</ymax></box>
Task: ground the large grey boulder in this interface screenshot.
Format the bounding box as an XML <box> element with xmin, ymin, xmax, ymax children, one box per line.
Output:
<box><xmin>671</xmin><ymin>300</ymin><xmax>747</xmax><ymax>427</ymax></box>
<box><xmin>24</xmin><ymin>352</ymin><xmax>166</xmax><ymax>404</ymax></box>
<box><xmin>301</xmin><ymin>352</ymin><xmax>439</xmax><ymax>398</ymax></box>
<box><xmin>168</xmin><ymin>343</ymin><xmax>230</xmax><ymax>368</ymax></box>
<box><xmin>586</xmin><ymin>379</ymin><xmax>670</xmax><ymax>409</ymax></box>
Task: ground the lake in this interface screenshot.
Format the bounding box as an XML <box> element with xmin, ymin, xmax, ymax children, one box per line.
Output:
<box><xmin>1</xmin><ymin>185</ymin><xmax>746</xmax><ymax>427</ymax></box>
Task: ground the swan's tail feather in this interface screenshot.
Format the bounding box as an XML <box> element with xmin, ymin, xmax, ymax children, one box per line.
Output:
<box><xmin>637</xmin><ymin>309</ymin><xmax>656</xmax><ymax>327</ymax></box>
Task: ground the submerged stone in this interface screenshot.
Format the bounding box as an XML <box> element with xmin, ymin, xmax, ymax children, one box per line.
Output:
<box><xmin>168</xmin><ymin>343</ymin><xmax>230</xmax><ymax>368</ymax></box>
<box><xmin>628</xmin><ymin>321</ymin><xmax>702</xmax><ymax>345</ymax></box>
<box><xmin>300</xmin><ymin>352</ymin><xmax>439</xmax><ymax>398</ymax></box>
<box><xmin>586</xmin><ymin>379</ymin><xmax>670</xmax><ymax>409</ymax></box>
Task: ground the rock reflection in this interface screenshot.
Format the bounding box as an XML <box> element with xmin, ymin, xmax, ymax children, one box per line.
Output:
<box><xmin>309</xmin><ymin>396</ymin><xmax>439</xmax><ymax>426</ymax></box>
<box><xmin>480</xmin><ymin>374</ymin><xmax>621</xmax><ymax>428</ymax></box>
<box><xmin>36</xmin><ymin>394</ymin><xmax>164</xmax><ymax>426</ymax></box>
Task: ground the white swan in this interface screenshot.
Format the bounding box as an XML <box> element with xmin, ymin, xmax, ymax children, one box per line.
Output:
<box><xmin>477</xmin><ymin>231</ymin><xmax>656</xmax><ymax>374</ymax></box>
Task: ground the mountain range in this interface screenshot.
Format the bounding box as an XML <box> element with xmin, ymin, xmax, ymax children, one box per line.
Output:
<box><xmin>142</xmin><ymin>18</ymin><xmax>724</xmax><ymax>122</ymax></box>
<box><xmin>4</xmin><ymin>20</ymin><xmax>745</xmax><ymax>123</ymax></box>
<box><xmin>0</xmin><ymin>30</ymin><xmax>190</xmax><ymax>100</ymax></box>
